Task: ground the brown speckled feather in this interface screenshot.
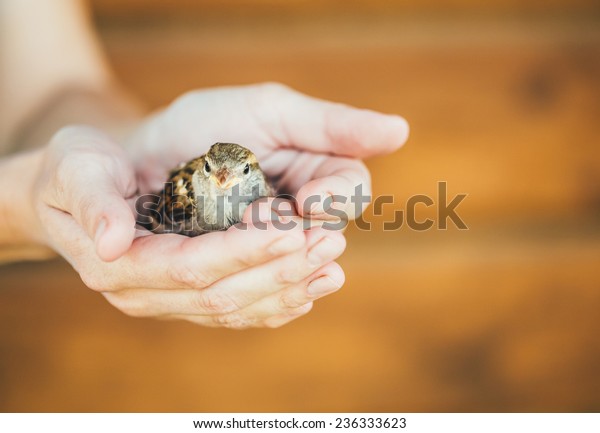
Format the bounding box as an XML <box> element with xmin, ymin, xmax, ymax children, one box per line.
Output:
<box><xmin>164</xmin><ymin>157</ymin><xmax>203</xmax><ymax>221</ymax></box>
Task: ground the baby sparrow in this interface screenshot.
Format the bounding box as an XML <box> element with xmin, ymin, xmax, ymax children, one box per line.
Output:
<box><xmin>143</xmin><ymin>143</ymin><xmax>273</xmax><ymax>236</ymax></box>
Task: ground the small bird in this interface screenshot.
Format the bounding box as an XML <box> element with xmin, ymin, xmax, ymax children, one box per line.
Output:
<box><xmin>143</xmin><ymin>143</ymin><xmax>273</xmax><ymax>236</ymax></box>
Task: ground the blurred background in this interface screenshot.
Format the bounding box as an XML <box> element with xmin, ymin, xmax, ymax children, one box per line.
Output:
<box><xmin>1</xmin><ymin>0</ymin><xmax>599</xmax><ymax>412</ymax></box>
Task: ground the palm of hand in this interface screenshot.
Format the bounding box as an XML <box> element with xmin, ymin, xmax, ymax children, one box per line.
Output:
<box><xmin>126</xmin><ymin>84</ymin><xmax>408</xmax><ymax>222</ymax></box>
<box><xmin>127</xmin><ymin>84</ymin><xmax>318</xmax><ymax>196</ymax></box>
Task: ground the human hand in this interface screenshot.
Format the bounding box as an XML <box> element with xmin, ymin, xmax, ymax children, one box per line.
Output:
<box><xmin>29</xmin><ymin>126</ymin><xmax>346</xmax><ymax>328</ymax></box>
<box><xmin>127</xmin><ymin>83</ymin><xmax>409</xmax><ymax>223</ymax></box>
<box><xmin>27</xmin><ymin>84</ymin><xmax>408</xmax><ymax>329</ymax></box>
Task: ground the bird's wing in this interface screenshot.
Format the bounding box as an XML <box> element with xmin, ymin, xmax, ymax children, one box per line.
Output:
<box><xmin>161</xmin><ymin>157</ymin><xmax>202</xmax><ymax>223</ymax></box>
<box><xmin>138</xmin><ymin>156</ymin><xmax>203</xmax><ymax>234</ymax></box>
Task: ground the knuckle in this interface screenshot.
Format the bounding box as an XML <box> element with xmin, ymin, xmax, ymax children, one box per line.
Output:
<box><xmin>40</xmin><ymin>179</ymin><xmax>60</xmax><ymax>205</ymax></box>
<box><xmin>169</xmin><ymin>263</ymin><xmax>213</xmax><ymax>289</ymax></box>
<box><xmin>54</xmin><ymin>154</ymin><xmax>81</xmax><ymax>186</ymax></box>
<box><xmin>213</xmin><ymin>313</ymin><xmax>254</xmax><ymax>330</ymax></box>
<box><xmin>255</xmin><ymin>83</ymin><xmax>295</xmax><ymax>111</ymax></box>
<box><xmin>49</xmin><ymin>125</ymin><xmax>84</xmax><ymax>148</ymax></box>
<box><xmin>275</xmin><ymin>267</ymin><xmax>303</xmax><ymax>286</ymax></box>
<box><xmin>288</xmin><ymin>302</ymin><xmax>314</xmax><ymax>317</ymax></box>
<box><xmin>170</xmin><ymin>90</ymin><xmax>211</xmax><ymax>114</ymax></box>
<box><xmin>192</xmin><ymin>291</ymin><xmax>240</xmax><ymax>315</ymax></box>
<box><xmin>77</xmin><ymin>195</ymin><xmax>96</xmax><ymax>219</ymax></box>
<box><xmin>263</xmin><ymin>302</ymin><xmax>314</xmax><ymax>329</ymax></box>
<box><xmin>54</xmin><ymin>157</ymin><xmax>102</xmax><ymax>195</ymax></box>
<box><xmin>222</xmin><ymin>233</ymin><xmax>253</xmax><ymax>268</ymax></box>
<box><xmin>64</xmin><ymin>240</ymin><xmax>90</xmax><ymax>264</ymax></box>
<box><xmin>51</xmin><ymin>125</ymin><xmax>106</xmax><ymax>146</ymax></box>
<box><xmin>278</xmin><ymin>292</ymin><xmax>305</xmax><ymax>310</ymax></box>
<box><xmin>50</xmin><ymin>126</ymin><xmax>99</xmax><ymax>158</ymax></box>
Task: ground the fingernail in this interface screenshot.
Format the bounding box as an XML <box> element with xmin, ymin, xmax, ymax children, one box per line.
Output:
<box><xmin>94</xmin><ymin>218</ymin><xmax>107</xmax><ymax>243</ymax></box>
<box><xmin>306</xmin><ymin>236</ymin><xmax>343</xmax><ymax>268</ymax></box>
<box><xmin>307</xmin><ymin>276</ymin><xmax>341</xmax><ymax>296</ymax></box>
<box><xmin>268</xmin><ymin>234</ymin><xmax>304</xmax><ymax>255</ymax></box>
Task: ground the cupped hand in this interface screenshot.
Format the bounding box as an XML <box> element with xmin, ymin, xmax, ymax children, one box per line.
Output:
<box><xmin>127</xmin><ymin>83</ymin><xmax>409</xmax><ymax>221</ymax></box>
<box><xmin>31</xmin><ymin>84</ymin><xmax>408</xmax><ymax>328</ymax></box>
<box><xmin>32</xmin><ymin>125</ymin><xmax>345</xmax><ymax>329</ymax></box>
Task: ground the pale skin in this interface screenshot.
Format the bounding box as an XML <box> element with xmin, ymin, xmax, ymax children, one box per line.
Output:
<box><xmin>0</xmin><ymin>0</ymin><xmax>409</xmax><ymax>328</ymax></box>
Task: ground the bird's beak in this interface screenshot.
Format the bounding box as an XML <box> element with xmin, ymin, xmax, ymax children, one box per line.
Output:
<box><xmin>212</xmin><ymin>169</ymin><xmax>241</xmax><ymax>190</ymax></box>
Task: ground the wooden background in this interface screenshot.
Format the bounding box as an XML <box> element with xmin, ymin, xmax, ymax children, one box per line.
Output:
<box><xmin>1</xmin><ymin>0</ymin><xmax>599</xmax><ymax>412</ymax></box>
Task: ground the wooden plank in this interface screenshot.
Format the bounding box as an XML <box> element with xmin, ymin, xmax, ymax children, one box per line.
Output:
<box><xmin>90</xmin><ymin>0</ymin><xmax>600</xmax><ymax>20</ymax></box>
<box><xmin>0</xmin><ymin>229</ymin><xmax>598</xmax><ymax>411</ymax></box>
<box><xmin>2</xmin><ymin>11</ymin><xmax>599</xmax><ymax>412</ymax></box>
<box><xmin>98</xmin><ymin>19</ymin><xmax>600</xmax><ymax>225</ymax></box>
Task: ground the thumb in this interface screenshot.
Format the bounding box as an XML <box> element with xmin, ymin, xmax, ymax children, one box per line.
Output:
<box><xmin>88</xmin><ymin>185</ymin><xmax>137</xmax><ymax>262</ymax></box>
<box><xmin>47</xmin><ymin>127</ymin><xmax>138</xmax><ymax>262</ymax></box>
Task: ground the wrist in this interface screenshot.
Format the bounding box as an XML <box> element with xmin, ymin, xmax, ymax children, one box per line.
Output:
<box><xmin>0</xmin><ymin>149</ymin><xmax>55</xmax><ymax>261</ymax></box>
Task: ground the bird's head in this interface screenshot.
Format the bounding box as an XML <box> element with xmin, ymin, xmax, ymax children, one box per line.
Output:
<box><xmin>201</xmin><ymin>142</ymin><xmax>261</xmax><ymax>190</ymax></box>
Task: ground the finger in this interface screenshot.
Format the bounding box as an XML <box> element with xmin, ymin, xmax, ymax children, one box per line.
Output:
<box><xmin>112</xmin><ymin>216</ymin><xmax>307</xmax><ymax>291</ymax></box>
<box><xmin>86</xmin><ymin>185</ymin><xmax>137</xmax><ymax>262</ymax></box>
<box><xmin>249</xmin><ymin>262</ymin><xmax>344</xmax><ymax>320</ymax></box>
<box><xmin>112</xmin><ymin>261</ymin><xmax>343</xmax><ymax>321</ymax></box>
<box><xmin>287</xmin><ymin>156</ymin><xmax>371</xmax><ymax>221</ymax></box>
<box><xmin>203</xmin><ymin>227</ymin><xmax>345</xmax><ymax>309</ymax></box>
<box><xmin>171</xmin><ymin>303</ymin><xmax>314</xmax><ymax>330</ymax></box>
<box><xmin>241</xmin><ymin>196</ymin><xmax>299</xmax><ymax>226</ymax></box>
<box><xmin>195</xmin><ymin>228</ymin><xmax>342</xmax><ymax>313</ymax></box>
<box><xmin>103</xmin><ymin>230</ymin><xmax>345</xmax><ymax>317</ymax></box>
<box><xmin>166</xmin><ymin>207</ymin><xmax>308</xmax><ymax>289</ymax></box>
<box><xmin>208</xmin><ymin>262</ymin><xmax>344</xmax><ymax>328</ymax></box>
<box><xmin>254</xmin><ymin>83</ymin><xmax>409</xmax><ymax>158</ymax></box>
<box><xmin>41</xmin><ymin>192</ymin><xmax>135</xmax><ymax>266</ymax></box>
<box><xmin>262</xmin><ymin>302</ymin><xmax>314</xmax><ymax>329</ymax></box>
<box><xmin>241</xmin><ymin>196</ymin><xmax>323</xmax><ymax>229</ymax></box>
<box><xmin>47</xmin><ymin>127</ymin><xmax>137</xmax><ymax>262</ymax></box>
<box><xmin>42</xmin><ymin>189</ymin><xmax>308</xmax><ymax>293</ymax></box>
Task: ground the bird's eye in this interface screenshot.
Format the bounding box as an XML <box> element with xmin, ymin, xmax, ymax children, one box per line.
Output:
<box><xmin>243</xmin><ymin>163</ymin><xmax>250</xmax><ymax>175</ymax></box>
<box><xmin>204</xmin><ymin>161</ymin><xmax>211</xmax><ymax>173</ymax></box>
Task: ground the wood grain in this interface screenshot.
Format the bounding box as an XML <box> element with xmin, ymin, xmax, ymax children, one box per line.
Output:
<box><xmin>101</xmin><ymin>17</ymin><xmax>600</xmax><ymax>224</ymax></box>
<box><xmin>90</xmin><ymin>0</ymin><xmax>600</xmax><ymax>20</ymax></box>
<box><xmin>1</xmin><ymin>228</ymin><xmax>599</xmax><ymax>412</ymax></box>
<box><xmin>1</xmin><ymin>2</ymin><xmax>599</xmax><ymax>412</ymax></box>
